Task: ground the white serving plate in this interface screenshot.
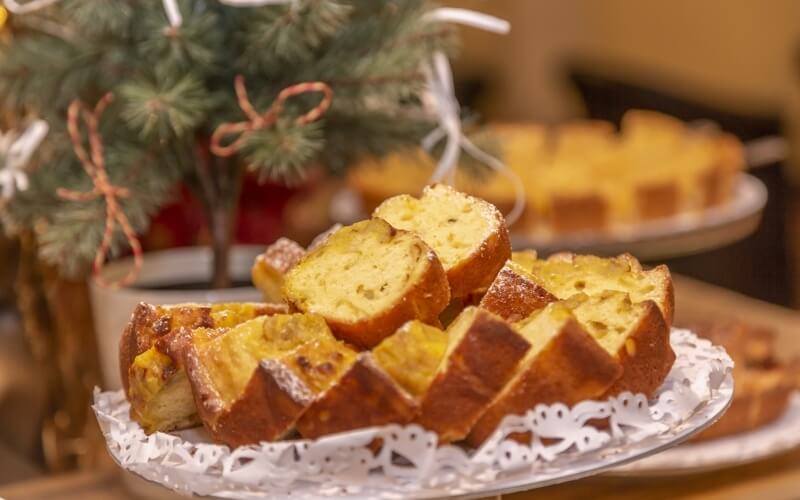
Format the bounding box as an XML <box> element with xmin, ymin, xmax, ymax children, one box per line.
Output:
<box><xmin>94</xmin><ymin>329</ymin><xmax>733</xmax><ymax>499</ymax></box>
<box><xmin>512</xmin><ymin>173</ymin><xmax>767</xmax><ymax>260</ymax></box>
<box><xmin>610</xmin><ymin>391</ymin><xmax>800</xmax><ymax>477</ymax></box>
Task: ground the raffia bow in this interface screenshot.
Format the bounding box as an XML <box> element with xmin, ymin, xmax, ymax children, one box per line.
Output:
<box><xmin>210</xmin><ymin>75</ymin><xmax>333</xmax><ymax>157</ymax></box>
<box><xmin>57</xmin><ymin>93</ymin><xmax>143</xmax><ymax>289</ymax></box>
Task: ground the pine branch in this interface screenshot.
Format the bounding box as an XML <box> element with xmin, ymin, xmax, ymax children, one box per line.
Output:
<box><xmin>242</xmin><ymin>120</ymin><xmax>325</xmax><ymax>184</ymax></box>
<box><xmin>136</xmin><ymin>1</ymin><xmax>223</xmax><ymax>77</ymax></box>
<box><xmin>119</xmin><ymin>72</ymin><xmax>217</xmax><ymax>141</ymax></box>
<box><xmin>0</xmin><ymin>0</ymin><xmax>455</xmax><ymax>277</ymax></box>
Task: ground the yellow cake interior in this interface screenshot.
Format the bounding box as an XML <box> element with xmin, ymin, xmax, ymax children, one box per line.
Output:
<box><xmin>372</xmin><ymin>320</ymin><xmax>449</xmax><ymax>398</ymax></box>
<box><xmin>513</xmin><ymin>302</ymin><xmax>574</xmax><ymax>360</ymax></box>
<box><xmin>128</xmin><ymin>348</ymin><xmax>198</xmax><ymax>432</ymax></box>
<box><xmin>374</xmin><ymin>185</ymin><xmax>495</xmax><ymax>269</ymax></box>
<box><xmin>209</xmin><ymin>303</ymin><xmax>273</xmax><ymax>329</ymax></box>
<box><xmin>197</xmin><ymin>314</ymin><xmax>333</xmax><ymax>406</ymax></box>
<box><xmin>277</xmin><ymin>337</ymin><xmax>357</xmax><ymax>394</ymax></box>
<box><xmin>283</xmin><ymin>218</ymin><xmax>432</xmax><ymax>321</ymax></box>
<box><xmin>563</xmin><ymin>291</ymin><xmax>642</xmax><ymax>355</ymax></box>
<box><xmin>512</xmin><ymin>253</ymin><xmax>665</xmax><ymax>316</ymax></box>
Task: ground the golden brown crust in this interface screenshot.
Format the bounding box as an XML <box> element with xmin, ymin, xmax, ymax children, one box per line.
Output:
<box><xmin>686</xmin><ymin>318</ymin><xmax>795</xmax><ymax>441</ymax></box>
<box><xmin>479</xmin><ymin>263</ymin><xmax>558</xmax><ymax>323</ymax></box>
<box><xmin>203</xmin><ymin>362</ymin><xmax>314</xmax><ymax>447</ymax></box>
<box><xmin>119</xmin><ymin>303</ymin><xmax>214</xmax><ymax>394</ymax></box>
<box><xmin>467</xmin><ymin>318</ymin><xmax>622</xmax><ymax>447</ymax></box>
<box><xmin>549</xmin><ymin>195</ymin><xmax>608</xmax><ymax>233</ymax></box>
<box><xmin>252</xmin><ymin>238</ymin><xmax>306</xmax><ymax>303</ymax></box>
<box><xmin>288</xmin><ymin>242</ymin><xmax>451</xmax><ymax>350</ymax></box>
<box><xmin>603</xmin><ymin>301</ymin><xmax>675</xmax><ymax>398</ymax></box>
<box><xmin>444</xmin><ymin>202</ymin><xmax>511</xmax><ymax>298</ymax></box>
<box><xmin>635</xmin><ymin>182</ymin><xmax>680</xmax><ymax>220</ymax></box>
<box><xmin>296</xmin><ymin>354</ymin><xmax>419</xmax><ymax>439</ymax></box>
<box><xmin>372</xmin><ymin>184</ymin><xmax>511</xmax><ymax>298</ymax></box>
<box><xmin>416</xmin><ymin>309</ymin><xmax>530</xmax><ymax>443</ymax></box>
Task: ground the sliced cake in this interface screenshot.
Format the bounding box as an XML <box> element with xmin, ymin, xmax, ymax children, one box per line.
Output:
<box><xmin>251</xmin><ymin>238</ymin><xmax>306</xmax><ymax>303</ymax></box>
<box><xmin>121</xmin><ymin>302</ymin><xmax>286</xmax><ymax>433</ymax></box>
<box><xmin>298</xmin><ymin>307</ymin><xmax>530</xmax><ymax>444</ymax></box>
<box><xmin>373</xmin><ymin>184</ymin><xmax>511</xmax><ymax>298</ymax></box>
<box><xmin>479</xmin><ymin>259</ymin><xmax>558</xmax><ymax>323</ymax></box>
<box><xmin>295</xmin><ymin>320</ymin><xmax>447</xmax><ymax>439</ymax></box>
<box><xmin>282</xmin><ymin>218</ymin><xmax>451</xmax><ymax>348</ymax></box>
<box><xmin>252</xmin><ymin>336</ymin><xmax>357</xmax><ymax>442</ymax></box>
<box><xmin>415</xmin><ymin>307</ymin><xmax>530</xmax><ymax>443</ymax></box>
<box><xmin>467</xmin><ymin>302</ymin><xmax>622</xmax><ymax>447</ymax></box>
<box><xmin>182</xmin><ymin>313</ymin><xmax>348</xmax><ymax>447</ymax></box>
<box><xmin>565</xmin><ymin>291</ymin><xmax>674</xmax><ymax>397</ymax></box>
<box><xmin>510</xmin><ymin>251</ymin><xmax>674</xmax><ymax>324</ymax></box>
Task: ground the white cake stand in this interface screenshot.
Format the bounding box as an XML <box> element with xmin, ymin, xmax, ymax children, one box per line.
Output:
<box><xmin>512</xmin><ymin>174</ymin><xmax>767</xmax><ymax>260</ymax></box>
<box><xmin>609</xmin><ymin>391</ymin><xmax>800</xmax><ymax>477</ymax></box>
<box><xmin>94</xmin><ymin>329</ymin><xmax>734</xmax><ymax>499</ymax></box>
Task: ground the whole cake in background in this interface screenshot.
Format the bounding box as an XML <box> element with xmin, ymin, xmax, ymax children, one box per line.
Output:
<box><xmin>348</xmin><ymin>110</ymin><xmax>745</xmax><ymax>235</ymax></box>
<box><xmin>687</xmin><ymin>319</ymin><xmax>799</xmax><ymax>442</ymax></box>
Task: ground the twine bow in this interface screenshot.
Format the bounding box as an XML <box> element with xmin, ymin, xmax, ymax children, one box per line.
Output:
<box><xmin>210</xmin><ymin>75</ymin><xmax>333</xmax><ymax>157</ymax></box>
<box><xmin>57</xmin><ymin>94</ymin><xmax>143</xmax><ymax>289</ymax></box>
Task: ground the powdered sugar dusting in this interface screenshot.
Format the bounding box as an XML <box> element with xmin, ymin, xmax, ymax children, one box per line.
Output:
<box><xmin>260</xmin><ymin>359</ymin><xmax>315</xmax><ymax>405</ymax></box>
<box><xmin>261</xmin><ymin>238</ymin><xmax>306</xmax><ymax>274</ymax></box>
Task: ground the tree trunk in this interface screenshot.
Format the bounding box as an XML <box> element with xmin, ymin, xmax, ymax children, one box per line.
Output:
<box><xmin>209</xmin><ymin>202</ymin><xmax>234</xmax><ymax>289</ymax></box>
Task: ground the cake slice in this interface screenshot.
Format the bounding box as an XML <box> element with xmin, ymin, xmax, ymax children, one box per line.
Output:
<box><xmin>182</xmin><ymin>313</ymin><xmax>344</xmax><ymax>447</ymax></box>
<box><xmin>251</xmin><ymin>238</ymin><xmax>306</xmax><ymax>303</ymax></box>
<box><xmin>565</xmin><ymin>291</ymin><xmax>674</xmax><ymax>397</ymax></box>
<box><xmin>510</xmin><ymin>252</ymin><xmax>674</xmax><ymax>325</ymax></box>
<box><xmin>373</xmin><ymin>184</ymin><xmax>511</xmax><ymax>298</ymax></box>
<box><xmin>467</xmin><ymin>303</ymin><xmax>622</xmax><ymax>447</ymax></box>
<box><xmin>416</xmin><ymin>307</ymin><xmax>530</xmax><ymax>443</ymax></box>
<box><xmin>121</xmin><ymin>302</ymin><xmax>286</xmax><ymax>433</ymax></box>
<box><xmin>295</xmin><ymin>320</ymin><xmax>447</xmax><ymax>439</ymax></box>
<box><xmin>479</xmin><ymin>259</ymin><xmax>557</xmax><ymax>323</ymax></box>
<box><xmin>282</xmin><ymin>218</ymin><xmax>450</xmax><ymax>348</ymax></box>
<box><xmin>298</xmin><ymin>307</ymin><xmax>530</xmax><ymax>443</ymax></box>
<box><xmin>251</xmin><ymin>336</ymin><xmax>357</xmax><ymax>442</ymax></box>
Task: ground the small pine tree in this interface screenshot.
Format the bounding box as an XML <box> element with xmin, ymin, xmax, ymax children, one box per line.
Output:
<box><xmin>0</xmin><ymin>0</ymin><xmax>454</xmax><ymax>287</ymax></box>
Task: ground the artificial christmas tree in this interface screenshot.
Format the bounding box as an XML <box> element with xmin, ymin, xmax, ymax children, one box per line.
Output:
<box><xmin>0</xmin><ymin>0</ymin><xmax>454</xmax><ymax>288</ymax></box>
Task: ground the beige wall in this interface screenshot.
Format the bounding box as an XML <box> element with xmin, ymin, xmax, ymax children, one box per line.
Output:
<box><xmin>448</xmin><ymin>0</ymin><xmax>800</xmax><ymax>122</ymax></box>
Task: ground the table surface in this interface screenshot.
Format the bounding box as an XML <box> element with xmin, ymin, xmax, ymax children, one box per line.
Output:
<box><xmin>2</xmin><ymin>275</ymin><xmax>799</xmax><ymax>500</ymax></box>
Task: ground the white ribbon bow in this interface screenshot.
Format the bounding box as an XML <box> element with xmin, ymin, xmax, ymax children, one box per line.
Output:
<box><xmin>421</xmin><ymin>8</ymin><xmax>524</xmax><ymax>225</ymax></box>
<box><xmin>0</xmin><ymin>120</ymin><xmax>48</xmax><ymax>199</ymax></box>
<box><xmin>3</xmin><ymin>0</ymin><xmax>58</xmax><ymax>14</ymax></box>
<box><xmin>3</xmin><ymin>0</ymin><xmax>297</xmax><ymax>27</ymax></box>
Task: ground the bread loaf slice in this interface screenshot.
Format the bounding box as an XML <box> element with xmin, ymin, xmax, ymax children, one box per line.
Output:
<box><xmin>565</xmin><ymin>291</ymin><xmax>674</xmax><ymax>397</ymax></box>
<box><xmin>511</xmin><ymin>252</ymin><xmax>674</xmax><ymax>325</ymax></box>
<box><xmin>373</xmin><ymin>184</ymin><xmax>511</xmax><ymax>298</ymax></box>
<box><xmin>295</xmin><ymin>354</ymin><xmax>422</xmax><ymax>439</ymax></box>
<box><xmin>479</xmin><ymin>260</ymin><xmax>557</xmax><ymax>323</ymax></box>
<box><xmin>467</xmin><ymin>303</ymin><xmax>622</xmax><ymax>447</ymax></box>
<box><xmin>282</xmin><ymin>218</ymin><xmax>450</xmax><ymax>349</ymax></box>
<box><xmin>122</xmin><ymin>302</ymin><xmax>285</xmax><ymax>433</ymax></box>
<box><xmin>298</xmin><ymin>308</ymin><xmax>530</xmax><ymax>444</ymax></box>
<box><xmin>182</xmin><ymin>313</ymin><xmax>345</xmax><ymax>446</ymax></box>
<box><xmin>250</xmin><ymin>337</ymin><xmax>357</xmax><ymax>442</ymax></box>
<box><xmin>295</xmin><ymin>320</ymin><xmax>446</xmax><ymax>439</ymax></box>
<box><xmin>252</xmin><ymin>238</ymin><xmax>306</xmax><ymax>303</ymax></box>
<box><xmin>416</xmin><ymin>307</ymin><xmax>530</xmax><ymax>443</ymax></box>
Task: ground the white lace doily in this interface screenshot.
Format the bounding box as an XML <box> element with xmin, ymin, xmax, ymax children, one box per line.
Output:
<box><xmin>93</xmin><ymin>328</ymin><xmax>733</xmax><ymax>499</ymax></box>
<box><xmin>611</xmin><ymin>391</ymin><xmax>800</xmax><ymax>476</ymax></box>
